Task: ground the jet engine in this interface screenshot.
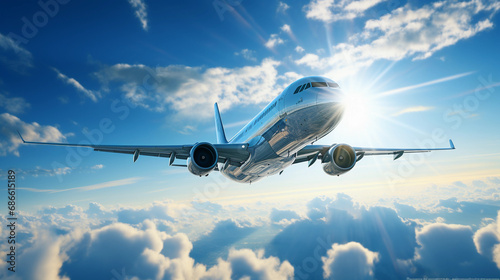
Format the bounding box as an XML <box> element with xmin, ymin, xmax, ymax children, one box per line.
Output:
<box><xmin>322</xmin><ymin>144</ymin><xmax>356</xmax><ymax>176</ymax></box>
<box><xmin>187</xmin><ymin>142</ymin><xmax>218</xmax><ymax>176</ymax></box>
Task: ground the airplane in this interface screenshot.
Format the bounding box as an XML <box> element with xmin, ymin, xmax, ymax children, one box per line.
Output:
<box><xmin>18</xmin><ymin>76</ymin><xmax>455</xmax><ymax>183</ymax></box>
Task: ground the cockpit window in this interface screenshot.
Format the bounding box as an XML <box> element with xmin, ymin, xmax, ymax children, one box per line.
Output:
<box><xmin>295</xmin><ymin>81</ymin><xmax>330</xmax><ymax>93</ymax></box>
<box><xmin>311</xmin><ymin>82</ymin><xmax>327</xmax><ymax>87</ymax></box>
<box><xmin>299</xmin><ymin>84</ymin><xmax>306</xmax><ymax>92</ymax></box>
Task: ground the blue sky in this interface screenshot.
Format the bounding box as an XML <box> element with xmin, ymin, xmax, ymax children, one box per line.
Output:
<box><xmin>1</xmin><ymin>0</ymin><xmax>500</xmax><ymax>279</ymax></box>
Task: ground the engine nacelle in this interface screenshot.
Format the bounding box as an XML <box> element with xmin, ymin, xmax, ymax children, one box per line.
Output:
<box><xmin>322</xmin><ymin>144</ymin><xmax>356</xmax><ymax>176</ymax></box>
<box><xmin>187</xmin><ymin>142</ymin><xmax>218</xmax><ymax>176</ymax></box>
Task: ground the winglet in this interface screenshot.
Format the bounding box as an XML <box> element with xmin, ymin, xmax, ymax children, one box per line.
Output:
<box><xmin>17</xmin><ymin>130</ymin><xmax>26</xmax><ymax>143</ymax></box>
<box><xmin>214</xmin><ymin>103</ymin><xmax>228</xmax><ymax>144</ymax></box>
<box><xmin>449</xmin><ymin>139</ymin><xmax>455</xmax><ymax>149</ymax></box>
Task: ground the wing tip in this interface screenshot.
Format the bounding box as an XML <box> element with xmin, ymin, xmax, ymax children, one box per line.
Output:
<box><xmin>214</xmin><ymin>102</ymin><xmax>228</xmax><ymax>144</ymax></box>
<box><xmin>17</xmin><ymin>130</ymin><xmax>26</xmax><ymax>143</ymax></box>
<box><xmin>449</xmin><ymin>139</ymin><xmax>455</xmax><ymax>149</ymax></box>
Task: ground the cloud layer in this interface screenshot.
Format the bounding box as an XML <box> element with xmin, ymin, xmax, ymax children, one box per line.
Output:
<box><xmin>2</xmin><ymin>191</ymin><xmax>500</xmax><ymax>279</ymax></box>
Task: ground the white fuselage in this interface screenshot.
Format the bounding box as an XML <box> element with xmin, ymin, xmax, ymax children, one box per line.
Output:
<box><xmin>221</xmin><ymin>76</ymin><xmax>345</xmax><ymax>183</ymax></box>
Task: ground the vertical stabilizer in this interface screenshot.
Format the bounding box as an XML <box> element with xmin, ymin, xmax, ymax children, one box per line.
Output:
<box><xmin>214</xmin><ymin>103</ymin><xmax>228</xmax><ymax>144</ymax></box>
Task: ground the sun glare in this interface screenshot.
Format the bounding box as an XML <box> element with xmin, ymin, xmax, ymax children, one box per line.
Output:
<box><xmin>342</xmin><ymin>90</ymin><xmax>381</xmax><ymax>134</ymax></box>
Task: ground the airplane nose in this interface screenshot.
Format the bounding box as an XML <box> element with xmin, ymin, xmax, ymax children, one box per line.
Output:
<box><xmin>316</xmin><ymin>88</ymin><xmax>344</xmax><ymax>105</ymax></box>
<box><xmin>314</xmin><ymin>87</ymin><xmax>345</xmax><ymax>129</ymax></box>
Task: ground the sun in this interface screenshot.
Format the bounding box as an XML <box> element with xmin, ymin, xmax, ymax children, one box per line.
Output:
<box><xmin>343</xmin><ymin>91</ymin><xmax>369</xmax><ymax>128</ymax></box>
<box><xmin>341</xmin><ymin>90</ymin><xmax>382</xmax><ymax>135</ymax></box>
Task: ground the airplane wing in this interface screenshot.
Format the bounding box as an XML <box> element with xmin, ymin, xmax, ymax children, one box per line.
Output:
<box><xmin>17</xmin><ymin>131</ymin><xmax>250</xmax><ymax>168</ymax></box>
<box><xmin>294</xmin><ymin>140</ymin><xmax>455</xmax><ymax>165</ymax></box>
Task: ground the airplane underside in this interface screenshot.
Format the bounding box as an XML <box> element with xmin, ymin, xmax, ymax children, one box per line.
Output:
<box><xmin>221</xmin><ymin>102</ymin><xmax>343</xmax><ymax>183</ymax></box>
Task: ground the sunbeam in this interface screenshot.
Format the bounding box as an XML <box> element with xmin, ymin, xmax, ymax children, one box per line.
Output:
<box><xmin>377</xmin><ymin>71</ymin><xmax>475</xmax><ymax>97</ymax></box>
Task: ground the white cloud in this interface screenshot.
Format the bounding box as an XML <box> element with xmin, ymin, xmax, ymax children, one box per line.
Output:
<box><xmin>281</xmin><ymin>24</ymin><xmax>292</xmax><ymax>35</ymax></box>
<box><xmin>53</xmin><ymin>68</ymin><xmax>100</xmax><ymax>102</ymax></box>
<box><xmin>346</xmin><ymin>0</ymin><xmax>387</xmax><ymax>12</ymax></box>
<box><xmin>235</xmin><ymin>48</ymin><xmax>257</xmax><ymax>61</ymax></box>
<box><xmin>415</xmin><ymin>223</ymin><xmax>475</xmax><ymax>266</ymax></box>
<box><xmin>304</xmin><ymin>0</ymin><xmax>387</xmax><ymax>22</ymax></box>
<box><xmin>268</xmin><ymin>194</ymin><xmax>418</xmax><ymax>279</ymax></box>
<box><xmin>493</xmin><ymin>244</ymin><xmax>500</xmax><ymax>271</ymax></box>
<box><xmin>277</xmin><ymin>2</ymin><xmax>290</xmax><ymax>13</ymax></box>
<box><xmin>4</xmin><ymin>164</ymin><xmax>105</xmax><ymax>180</ymax></box>
<box><xmin>414</xmin><ymin>222</ymin><xmax>498</xmax><ymax>276</ymax></box>
<box><xmin>40</xmin><ymin>204</ymin><xmax>84</xmax><ymax>217</ymax></box>
<box><xmin>128</xmin><ymin>0</ymin><xmax>149</xmax><ymax>31</ymax></box>
<box><xmin>226</xmin><ymin>248</ymin><xmax>294</xmax><ymax>280</ymax></box>
<box><xmin>117</xmin><ymin>201</ymin><xmax>175</xmax><ymax>224</ymax></box>
<box><xmin>265</xmin><ymin>34</ymin><xmax>285</xmax><ymax>49</ymax></box>
<box><xmin>322</xmin><ymin>242</ymin><xmax>379</xmax><ymax>279</ymax></box>
<box><xmin>91</xmin><ymin>164</ymin><xmax>104</xmax><ymax>170</ymax></box>
<box><xmin>0</xmin><ymin>33</ymin><xmax>32</xmax><ymax>58</ymax></box>
<box><xmin>0</xmin><ymin>113</ymin><xmax>66</xmax><ymax>156</ymax></box>
<box><xmin>0</xmin><ymin>32</ymin><xmax>33</xmax><ymax>72</ymax></box>
<box><xmin>303</xmin><ymin>0</ymin><xmax>335</xmax><ymax>22</ymax></box>
<box><xmin>473</xmin><ymin>211</ymin><xmax>500</xmax><ymax>269</ymax></box>
<box><xmin>96</xmin><ymin>58</ymin><xmax>297</xmax><ymax>121</ymax></box>
<box><xmin>0</xmin><ymin>93</ymin><xmax>30</xmax><ymax>114</ymax></box>
<box><xmin>270</xmin><ymin>208</ymin><xmax>300</xmax><ymax>223</ymax></box>
<box><xmin>295</xmin><ymin>46</ymin><xmax>305</xmax><ymax>53</ymax></box>
<box><xmin>297</xmin><ymin>0</ymin><xmax>499</xmax><ymax>79</ymax></box>
<box><xmin>474</xmin><ymin>223</ymin><xmax>499</xmax><ymax>260</ymax></box>
<box><xmin>16</xmin><ymin>166</ymin><xmax>72</xmax><ymax>179</ymax></box>
<box><xmin>295</xmin><ymin>53</ymin><xmax>320</xmax><ymax>68</ymax></box>
<box><xmin>361</xmin><ymin>0</ymin><xmax>497</xmax><ymax>60</ymax></box>
<box><xmin>13</xmin><ymin>231</ymin><xmax>70</xmax><ymax>280</ymax></box>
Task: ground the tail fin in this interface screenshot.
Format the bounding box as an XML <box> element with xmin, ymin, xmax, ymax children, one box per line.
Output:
<box><xmin>214</xmin><ymin>103</ymin><xmax>228</xmax><ymax>144</ymax></box>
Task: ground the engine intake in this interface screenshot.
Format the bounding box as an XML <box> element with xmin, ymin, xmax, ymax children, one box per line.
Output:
<box><xmin>322</xmin><ymin>144</ymin><xmax>356</xmax><ymax>176</ymax></box>
<box><xmin>187</xmin><ymin>142</ymin><xmax>218</xmax><ymax>176</ymax></box>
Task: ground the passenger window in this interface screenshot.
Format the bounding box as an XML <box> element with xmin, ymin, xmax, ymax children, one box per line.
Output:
<box><xmin>294</xmin><ymin>85</ymin><xmax>301</xmax><ymax>94</ymax></box>
<box><xmin>327</xmin><ymin>82</ymin><xmax>339</xmax><ymax>88</ymax></box>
